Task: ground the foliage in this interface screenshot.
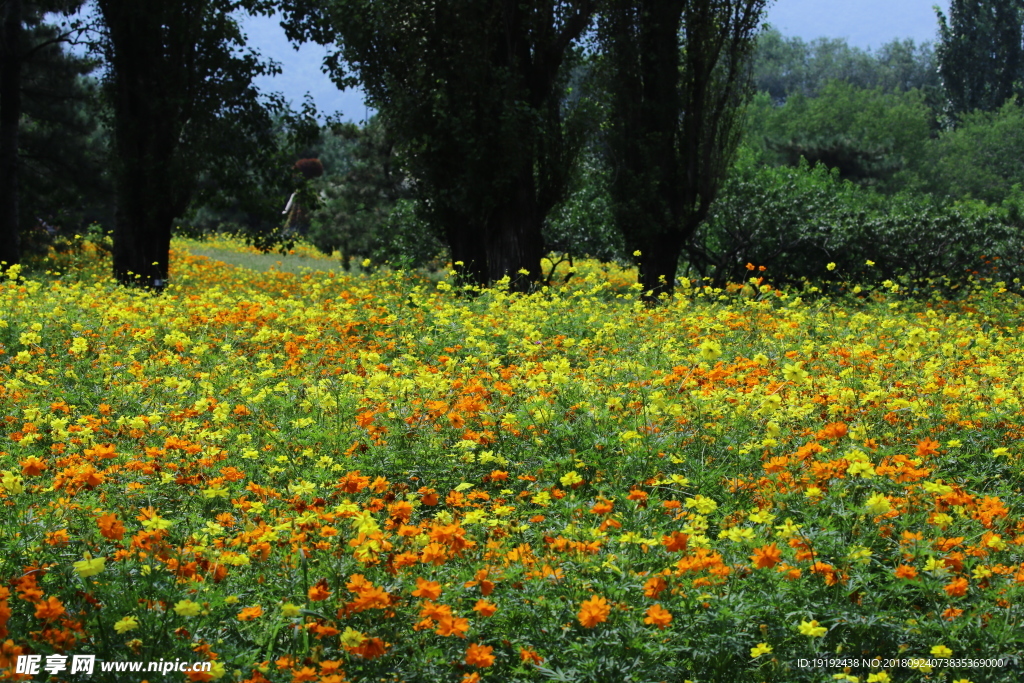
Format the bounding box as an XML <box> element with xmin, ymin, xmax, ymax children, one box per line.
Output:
<box><xmin>281</xmin><ymin>0</ymin><xmax>597</xmax><ymax>291</ymax></box>
<box><xmin>751</xmin><ymin>28</ymin><xmax>941</xmax><ymax>103</ymax></box>
<box><xmin>542</xmin><ymin>155</ymin><xmax>625</xmax><ymax>276</ymax></box>
<box><xmin>4</xmin><ymin>244</ymin><xmax>1024</xmax><ymax>681</ymax></box>
<box><xmin>600</xmin><ymin>0</ymin><xmax>768</xmax><ymax>299</ymax></box>
<box><xmin>747</xmin><ymin>81</ymin><xmax>934</xmax><ymax>191</ymax></box>
<box><xmin>920</xmin><ymin>98</ymin><xmax>1024</xmax><ymax>205</ymax></box>
<box><xmin>18</xmin><ymin>31</ymin><xmax>112</xmax><ymax>248</ymax></box>
<box><xmin>0</xmin><ymin>0</ymin><xmax>91</xmax><ymax>267</ymax></box>
<box><xmin>94</xmin><ymin>0</ymin><xmax>283</xmax><ymax>288</ymax></box>
<box><xmin>692</xmin><ymin>147</ymin><xmax>1023</xmax><ymax>290</ymax></box>
<box><xmin>936</xmin><ymin>0</ymin><xmax>1024</xmax><ymax>118</ymax></box>
<box><xmin>301</xmin><ymin>116</ymin><xmax>446</xmax><ymax>270</ymax></box>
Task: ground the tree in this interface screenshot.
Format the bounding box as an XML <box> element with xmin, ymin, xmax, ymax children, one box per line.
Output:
<box><xmin>601</xmin><ymin>0</ymin><xmax>767</xmax><ymax>300</ymax></box>
<box><xmin>19</xmin><ymin>22</ymin><xmax>112</xmax><ymax>244</ymax></box>
<box><xmin>94</xmin><ymin>0</ymin><xmax>280</xmax><ymax>288</ymax></box>
<box><xmin>0</xmin><ymin>0</ymin><xmax>84</xmax><ymax>268</ymax></box>
<box><xmin>936</xmin><ymin>0</ymin><xmax>1024</xmax><ymax>118</ymax></box>
<box><xmin>282</xmin><ymin>0</ymin><xmax>596</xmax><ymax>291</ymax></box>
<box><xmin>749</xmin><ymin>81</ymin><xmax>934</xmax><ymax>192</ymax></box>
<box><xmin>751</xmin><ymin>28</ymin><xmax>940</xmax><ymax>103</ymax></box>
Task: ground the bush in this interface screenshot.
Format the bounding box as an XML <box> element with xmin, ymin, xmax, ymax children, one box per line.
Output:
<box><xmin>692</xmin><ymin>147</ymin><xmax>1022</xmax><ymax>292</ymax></box>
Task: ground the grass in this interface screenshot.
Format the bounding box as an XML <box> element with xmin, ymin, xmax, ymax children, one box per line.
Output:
<box><xmin>1</xmin><ymin>236</ymin><xmax>1024</xmax><ymax>682</ymax></box>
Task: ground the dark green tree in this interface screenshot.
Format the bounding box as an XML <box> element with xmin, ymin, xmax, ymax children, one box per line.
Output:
<box><xmin>749</xmin><ymin>81</ymin><xmax>934</xmax><ymax>191</ymax></box>
<box><xmin>936</xmin><ymin>0</ymin><xmax>1024</xmax><ymax>118</ymax></box>
<box><xmin>0</xmin><ymin>0</ymin><xmax>85</xmax><ymax>268</ymax></box>
<box><xmin>281</xmin><ymin>0</ymin><xmax>596</xmax><ymax>291</ymax></box>
<box><xmin>601</xmin><ymin>0</ymin><xmax>767</xmax><ymax>299</ymax></box>
<box><xmin>94</xmin><ymin>0</ymin><xmax>281</xmax><ymax>288</ymax></box>
<box><xmin>19</xmin><ymin>26</ymin><xmax>112</xmax><ymax>245</ymax></box>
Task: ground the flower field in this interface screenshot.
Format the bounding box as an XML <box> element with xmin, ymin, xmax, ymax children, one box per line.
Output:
<box><xmin>3</xmin><ymin>240</ymin><xmax>1024</xmax><ymax>682</ymax></box>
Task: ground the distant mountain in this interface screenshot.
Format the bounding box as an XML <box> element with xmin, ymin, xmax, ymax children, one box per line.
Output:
<box><xmin>243</xmin><ymin>2</ymin><xmax>951</xmax><ymax>122</ymax></box>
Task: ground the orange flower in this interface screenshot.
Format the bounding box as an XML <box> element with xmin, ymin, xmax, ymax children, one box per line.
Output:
<box><xmin>578</xmin><ymin>595</ymin><xmax>610</xmax><ymax>628</ymax></box>
<box><xmin>238</xmin><ymin>605</ymin><xmax>263</xmax><ymax>621</ymax></box>
<box><xmin>750</xmin><ymin>543</ymin><xmax>782</xmax><ymax>569</ymax></box>
<box><xmin>97</xmin><ymin>513</ymin><xmax>126</xmax><ymax>540</ymax></box>
<box><xmin>464</xmin><ymin>643</ymin><xmax>495</xmax><ymax>668</ymax></box>
<box><xmin>44</xmin><ymin>529</ymin><xmax>70</xmax><ymax>547</ymax></box>
<box><xmin>20</xmin><ymin>456</ymin><xmax>47</xmax><ymax>476</ymax></box>
<box><xmin>436</xmin><ymin>615</ymin><xmax>470</xmax><ymax>638</ymax></box>
<box><xmin>520</xmin><ymin>647</ymin><xmax>543</xmax><ymax>665</ymax></box>
<box><xmin>817</xmin><ymin>422</ymin><xmax>848</xmax><ymax>440</ymax></box>
<box><xmin>86</xmin><ymin>443</ymin><xmax>117</xmax><ymax>459</ymax></box>
<box><xmin>308</xmin><ymin>580</ymin><xmax>331</xmax><ymax>602</ymax></box>
<box><xmin>644</xmin><ymin>603</ymin><xmax>672</xmax><ymax>629</ymax></box>
<box><xmin>409</xmin><ymin>581</ymin><xmax>442</xmax><ymax>602</ymax></box>
<box><xmin>661</xmin><ymin>532</ymin><xmax>689</xmax><ymax>552</ymax></box>
<box><xmin>472</xmin><ymin>599</ymin><xmax>497</xmax><ymax>617</ymax></box>
<box><xmin>915</xmin><ymin>437</ymin><xmax>941</xmax><ymax>457</ymax></box>
<box><xmin>421</xmin><ymin>543</ymin><xmax>448</xmax><ymax>565</ymax></box>
<box><xmin>34</xmin><ymin>596</ymin><xmax>65</xmax><ymax>621</ymax></box>
<box><xmin>290</xmin><ymin>666</ymin><xmax>318</xmax><ymax>682</ymax></box>
<box><xmin>643</xmin><ymin>576</ymin><xmax>667</xmax><ymax>599</ymax></box>
<box><xmin>349</xmin><ymin>637</ymin><xmax>388</xmax><ymax>660</ymax></box>
<box><xmin>942</xmin><ymin>607</ymin><xmax>964</xmax><ymax>620</ymax></box>
<box><xmin>894</xmin><ymin>565</ymin><xmax>918</xmax><ymax>579</ymax></box>
<box><xmin>944</xmin><ymin>577</ymin><xmax>968</xmax><ymax>597</ymax></box>
<box><xmin>590</xmin><ymin>498</ymin><xmax>613</xmax><ymax>515</ymax></box>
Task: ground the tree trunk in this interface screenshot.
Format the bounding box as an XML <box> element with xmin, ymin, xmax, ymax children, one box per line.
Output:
<box><xmin>0</xmin><ymin>0</ymin><xmax>22</xmax><ymax>269</ymax></box>
<box><xmin>438</xmin><ymin>208</ymin><xmax>488</xmax><ymax>289</ymax></box>
<box><xmin>111</xmin><ymin>193</ymin><xmax>174</xmax><ymax>290</ymax></box>
<box><xmin>636</xmin><ymin>230</ymin><xmax>684</xmax><ymax>303</ymax></box>
<box><xmin>485</xmin><ymin>166</ymin><xmax>543</xmax><ymax>292</ymax></box>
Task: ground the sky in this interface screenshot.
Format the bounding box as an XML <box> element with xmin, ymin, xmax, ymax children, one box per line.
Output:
<box><xmin>243</xmin><ymin>1</ymin><xmax>955</xmax><ymax>122</ymax></box>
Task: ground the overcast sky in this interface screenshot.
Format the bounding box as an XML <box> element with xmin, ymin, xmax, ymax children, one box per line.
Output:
<box><xmin>245</xmin><ymin>0</ymin><xmax>952</xmax><ymax>122</ymax></box>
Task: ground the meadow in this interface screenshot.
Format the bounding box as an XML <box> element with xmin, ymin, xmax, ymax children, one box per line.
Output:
<box><xmin>2</xmin><ymin>237</ymin><xmax>1024</xmax><ymax>682</ymax></box>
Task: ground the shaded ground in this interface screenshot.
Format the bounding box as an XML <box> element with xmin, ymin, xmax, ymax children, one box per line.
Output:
<box><xmin>184</xmin><ymin>246</ymin><xmax>347</xmax><ymax>274</ymax></box>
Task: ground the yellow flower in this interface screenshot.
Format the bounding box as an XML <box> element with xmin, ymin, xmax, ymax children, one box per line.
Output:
<box><xmin>798</xmin><ymin>619</ymin><xmax>827</xmax><ymax>638</ymax></box>
<box><xmin>361</xmin><ymin>258</ymin><xmax>371</xmax><ymax>267</ymax></box>
<box><xmin>340</xmin><ymin>627</ymin><xmax>366</xmax><ymax>647</ymax></box>
<box><xmin>782</xmin><ymin>362</ymin><xmax>809</xmax><ymax>383</ymax></box>
<box><xmin>560</xmin><ymin>471</ymin><xmax>583</xmax><ymax>487</ymax></box>
<box><xmin>930</xmin><ymin>644</ymin><xmax>953</xmax><ymax>657</ymax></box>
<box><xmin>141</xmin><ymin>514</ymin><xmax>173</xmax><ymax>531</ymax></box>
<box><xmin>699</xmin><ymin>340</ymin><xmax>722</xmax><ymax>362</ymax></box>
<box><xmin>73</xmin><ymin>553</ymin><xmax>106</xmax><ymax>578</ymax></box>
<box><xmin>281</xmin><ymin>603</ymin><xmax>302</xmax><ymax>618</ymax></box>
<box><xmin>866</xmin><ymin>673</ymin><xmax>891</xmax><ymax>683</ymax></box>
<box><xmin>0</xmin><ymin>471</ymin><xmax>25</xmax><ymax>495</ymax></box>
<box><xmin>114</xmin><ymin>615</ymin><xmax>139</xmax><ymax>633</ymax></box>
<box><xmin>173</xmin><ymin>599</ymin><xmax>202</xmax><ymax>617</ymax></box>
<box><xmin>866</xmin><ymin>260</ymin><xmax>875</xmax><ymax>266</ymax></box>
<box><xmin>633</xmin><ymin>250</ymin><xmax>642</xmax><ymax>257</ymax></box>
<box><xmin>826</xmin><ymin>262</ymin><xmax>836</xmax><ymax>271</ymax></box>
<box><xmin>864</xmin><ymin>493</ymin><xmax>891</xmax><ymax>515</ymax></box>
<box><xmin>750</xmin><ymin>642</ymin><xmax>772</xmax><ymax>658</ymax></box>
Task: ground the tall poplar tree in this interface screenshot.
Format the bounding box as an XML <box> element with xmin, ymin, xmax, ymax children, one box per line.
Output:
<box><xmin>95</xmin><ymin>0</ymin><xmax>279</xmax><ymax>288</ymax></box>
<box><xmin>281</xmin><ymin>0</ymin><xmax>596</xmax><ymax>291</ymax></box>
<box><xmin>0</xmin><ymin>0</ymin><xmax>83</xmax><ymax>268</ymax></box>
<box><xmin>937</xmin><ymin>0</ymin><xmax>1024</xmax><ymax>118</ymax></box>
<box><xmin>601</xmin><ymin>0</ymin><xmax>767</xmax><ymax>300</ymax></box>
